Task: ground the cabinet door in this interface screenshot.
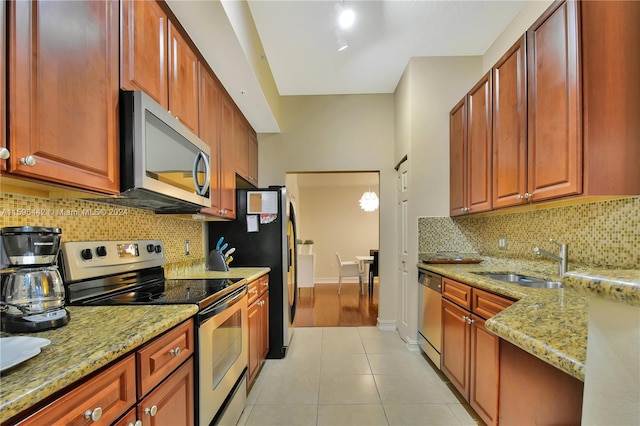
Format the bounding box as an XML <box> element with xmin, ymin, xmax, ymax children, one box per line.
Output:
<box><xmin>198</xmin><ymin>64</ymin><xmax>222</xmax><ymax>216</ymax></box>
<box><xmin>260</xmin><ymin>292</ymin><xmax>270</xmax><ymax>360</ymax></box>
<box><xmin>527</xmin><ymin>0</ymin><xmax>581</xmax><ymax>201</ymax></box>
<box><xmin>18</xmin><ymin>355</ymin><xmax>136</xmax><ymax>426</ymax></box>
<box><xmin>235</xmin><ymin>112</ymin><xmax>250</xmax><ymax>181</ymax></box>
<box><xmin>219</xmin><ymin>95</ymin><xmax>236</xmax><ymax>219</ymax></box>
<box><xmin>469</xmin><ymin>314</ymin><xmax>499</xmax><ymax>426</ymax></box>
<box><xmin>1</xmin><ymin>0</ymin><xmax>5</xmax><ymax>172</ymax></box>
<box><xmin>168</xmin><ymin>21</ymin><xmax>199</xmax><ymax>135</ymax></box>
<box><xmin>247</xmin><ymin>299</ymin><xmax>261</xmax><ymax>386</ymax></box>
<box><xmin>248</xmin><ymin>130</ymin><xmax>258</xmax><ymax>186</ymax></box>
<box><xmin>449</xmin><ymin>97</ymin><xmax>467</xmax><ymax>216</ymax></box>
<box><xmin>138</xmin><ymin>357</ymin><xmax>194</xmax><ymax>426</ymax></box>
<box><xmin>8</xmin><ymin>0</ymin><xmax>119</xmax><ymax>193</ymax></box>
<box><xmin>467</xmin><ymin>72</ymin><xmax>492</xmax><ymax>213</ymax></box>
<box><xmin>120</xmin><ymin>0</ymin><xmax>168</xmax><ymax>109</ymax></box>
<box><xmin>493</xmin><ymin>35</ymin><xmax>527</xmax><ymax>208</ymax></box>
<box><xmin>441</xmin><ymin>298</ymin><xmax>470</xmax><ymax>400</ymax></box>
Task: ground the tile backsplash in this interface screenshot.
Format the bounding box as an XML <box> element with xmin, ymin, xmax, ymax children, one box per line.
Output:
<box><xmin>0</xmin><ymin>193</ymin><xmax>204</xmax><ymax>264</ymax></box>
<box><xmin>419</xmin><ymin>197</ymin><xmax>639</xmax><ymax>269</ymax></box>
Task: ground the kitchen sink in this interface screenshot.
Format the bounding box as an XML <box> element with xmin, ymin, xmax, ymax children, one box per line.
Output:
<box><xmin>474</xmin><ymin>272</ymin><xmax>563</xmax><ymax>289</ymax></box>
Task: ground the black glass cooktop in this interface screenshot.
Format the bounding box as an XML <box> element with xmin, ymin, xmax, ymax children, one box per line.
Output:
<box><xmin>70</xmin><ymin>277</ymin><xmax>246</xmax><ymax>310</ymax></box>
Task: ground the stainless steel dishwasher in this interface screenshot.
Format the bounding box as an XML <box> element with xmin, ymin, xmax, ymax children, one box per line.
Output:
<box><xmin>418</xmin><ymin>268</ymin><xmax>442</xmax><ymax>368</ymax></box>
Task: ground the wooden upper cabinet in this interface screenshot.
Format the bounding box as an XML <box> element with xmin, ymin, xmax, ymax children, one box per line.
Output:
<box><xmin>580</xmin><ymin>0</ymin><xmax>640</xmax><ymax>195</ymax></box>
<box><xmin>527</xmin><ymin>0</ymin><xmax>581</xmax><ymax>202</ymax></box>
<box><xmin>8</xmin><ymin>0</ymin><xmax>119</xmax><ymax>194</ymax></box>
<box><xmin>467</xmin><ymin>72</ymin><xmax>492</xmax><ymax>213</ymax></box>
<box><xmin>1</xmin><ymin>0</ymin><xmax>6</xmax><ymax>172</ymax></box>
<box><xmin>198</xmin><ymin>64</ymin><xmax>222</xmax><ymax>215</ymax></box>
<box><xmin>235</xmin><ymin>112</ymin><xmax>250</xmax><ymax>180</ymax></box>
<box><xmin>449</xmin><ymin>98</ymin><xmax>467</xmax><ymax>216</ymax></box>
<box><xmin>120</xmin><ymin>0</ymin><xmax>168</xmax><ymax>109</ymax></box>
<box><xmin>219</xmin><ymin>95</ymin><xmax>236</xmax><ymax>219</ymax></box>
<box><xmin>168</xmin><ymin>21</ymin><xmax>199</xmax><ymax>135</ymax></box>
<box><xmin>493</xmin><ymin>35</ymin><xmax>527</xmax><ymax>208</ymax></box>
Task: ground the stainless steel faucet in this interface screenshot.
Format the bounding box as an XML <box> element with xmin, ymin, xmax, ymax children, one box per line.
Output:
<box><xmin>533</xmin><ymin>239</ymin><xmax>568</xmax><ymax>277</ymax></box>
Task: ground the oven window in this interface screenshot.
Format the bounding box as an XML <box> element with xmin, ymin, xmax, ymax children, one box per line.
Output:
<box><xmin>211</xmin><ymin>309</ymin><xmax>243</xmax><ymax>389</ymax></box>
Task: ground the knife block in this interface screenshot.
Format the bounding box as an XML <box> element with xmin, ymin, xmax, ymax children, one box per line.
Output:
<box><xmin>207</xmin><ymin>250</ymin><xmax>229</xmax><ymax>272</ymax></box>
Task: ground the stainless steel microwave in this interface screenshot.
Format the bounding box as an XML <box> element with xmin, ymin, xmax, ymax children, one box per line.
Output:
<box><xmin>115</xmin><ymin>90</ymin><xmax>211</xmax><ymax>213</ymax></box>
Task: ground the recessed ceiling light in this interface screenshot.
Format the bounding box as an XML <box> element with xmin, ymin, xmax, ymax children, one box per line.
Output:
<box><xmin>338</xmin><ymin>8</ymin><xmax>355</xmax><ymax>29</ymax></box>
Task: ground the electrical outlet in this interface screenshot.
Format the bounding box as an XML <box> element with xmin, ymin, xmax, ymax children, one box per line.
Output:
<box><xmin>185</xmin><ymin>240</ymin><xmax>190</xmax><ymax>256</ymax></box>
<box><xmin>498</xmin><ymin>237</ymin><xmax>507</xmax><ymax>250</ymax></box>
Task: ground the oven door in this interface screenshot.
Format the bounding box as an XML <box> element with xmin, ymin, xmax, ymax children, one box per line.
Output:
<box><xmin>198</xmin><ymin>287</ymin><xmax>248</xmax><ymax>425</ymax></box>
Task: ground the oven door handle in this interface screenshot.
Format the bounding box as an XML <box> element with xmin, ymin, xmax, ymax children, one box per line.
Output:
<box><xmin>199</xmin><ymin>286</ymin><xmax>247</xmax><ymax>322</ymax></box>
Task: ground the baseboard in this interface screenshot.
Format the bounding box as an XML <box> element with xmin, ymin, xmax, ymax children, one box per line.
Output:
<box><xmin>376</xmin><ymin>319</ymin><xmax>396</xmax><ymax>331</ymax></box>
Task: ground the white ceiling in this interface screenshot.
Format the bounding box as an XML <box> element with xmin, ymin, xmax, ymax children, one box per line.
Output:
<box><xmin>167</xmin><ymin>0</ymin><xmax>530</xmax><ymax>132</ymax></box>
<box><xmin>247</xmin><ymin>0</ymin><xmax>528</xmax><ymax>96</ymax></box>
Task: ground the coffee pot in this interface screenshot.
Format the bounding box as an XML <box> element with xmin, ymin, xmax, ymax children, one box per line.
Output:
<box><xmin>1</xmin><ymin>226</ymin><xmax>70</xmax><ymax>333</ymax></box>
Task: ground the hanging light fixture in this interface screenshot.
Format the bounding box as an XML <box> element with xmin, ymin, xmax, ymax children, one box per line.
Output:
<box><xmin>359</xmin><ymin>191</ymin><xmax>379</xmax><ymax>212</ymax></box>
<box><xmin>359</xmin><ymin>175</ymin><xmax>379</xmax><ymax>212</ymax></box>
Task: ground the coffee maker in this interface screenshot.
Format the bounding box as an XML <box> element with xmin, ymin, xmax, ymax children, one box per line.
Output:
<box><xmin>0</xmin><ymin>226</ymin><xmax>70</xmax><ymax>333</ymax></box>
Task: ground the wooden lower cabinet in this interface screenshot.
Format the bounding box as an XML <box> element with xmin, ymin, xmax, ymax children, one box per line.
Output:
<box><xmin>137</xmin><ymin>358</ymin><xmax>194</xmax><ymax>426</ymax></box>
<box><xmin>441</xmin><ymin>282</ymin><xmax>513</xmax><ymax>426</ymax></box>
<box><xmin>247</xmin><ymin>275</ymin><xmax>269</xmax><ymax>388</ymax></box>
<box><xmin>17</xmin><ymin>355</ymin><xmax>137</xmax><ymax>426</ymax></box>
<box><xmin>441</xmin><ymin>298</ymin><xmax>471</xmax><ymax>399</ymax></box>
<box><xmin>469</xmin><ymin>314</ymin><xmax>499</xmax><ymax>426</ymax></box>
<box><xmin>499</xmin><ymin>340</ymin><xmax>583</xmax><ymax>425</ymax></box>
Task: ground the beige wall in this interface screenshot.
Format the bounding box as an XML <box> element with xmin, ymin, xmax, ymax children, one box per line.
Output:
<box><xmin>258</xmin><ymin>94</ymin><xmax>396</xmax><ymax>323</ymax></box>
<box><xmin>297</xmin><ymin>183</ymin><xmax>379</xmax><ymax>281</ymax></box>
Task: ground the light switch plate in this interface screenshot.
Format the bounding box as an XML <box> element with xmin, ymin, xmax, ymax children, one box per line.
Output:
<box><xmin>498</xmin><ymin>237</ymin><xmax>507</xmax><ymax>250</ymax></box>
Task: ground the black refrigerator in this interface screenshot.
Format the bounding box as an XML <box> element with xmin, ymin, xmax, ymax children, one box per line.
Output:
<box><xmin>206</xmin><ymin>186</ymin><xmax>297</xmax><ymax>359</ymax></box>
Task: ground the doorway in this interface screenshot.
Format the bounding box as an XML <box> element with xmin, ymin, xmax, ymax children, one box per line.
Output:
<box><xmin>285</xmin><ymin>171</ymin><xmax>380</xmax><ymax>327</ymax></box>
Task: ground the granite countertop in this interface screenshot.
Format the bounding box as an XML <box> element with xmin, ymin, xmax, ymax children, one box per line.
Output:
<box><xmin>164</xmin><ymin>264</ymin><xmax>271</xmax><ymax>283</ymax></box>
<box><xmin>0</xmin><ymin>305</ymin><xmax>198</xmax><ymax>422</ymax></box>
<box><xmin>418</xmin><ymin>257</ymin><xmax>589</xmax><ymax>381</ymax></box>
<box><xmin>563</xmin><ymin>269</ymin><xmax>640</xmax><ymax>307</ymax></box>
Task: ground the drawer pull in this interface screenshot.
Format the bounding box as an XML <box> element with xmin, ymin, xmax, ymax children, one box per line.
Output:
<box><xmin>250</xmin><ymin>289</ymin><xmax>258</xmax><ymax>295</ymax></box>
<box><xmin>0</xmin><ymin>148</ymin><xmax>9</xmax><ymax>160</ymax></box>
<box><xmin>144</xmin><ymin>405</ymin><xmax>158</xmax><ymax>416</ymax></box>
<box><xmin>84</xmin><ymin>407</ymin><xmax>102</xmax><ymax>422</ymax></box>
<box><xmin>169</xmin><ymin>346</ymin><xmax>181</xmax><ymax>356</ymax></box>
<box><xmin>20</xmin><ymin>155</ymin><xmax>36</xmax><ymax>167</ymax></box>
<box><xmin>127</xmin><ymin>421</ymin><xmax>143</xmax><ymax>426</ymax></box>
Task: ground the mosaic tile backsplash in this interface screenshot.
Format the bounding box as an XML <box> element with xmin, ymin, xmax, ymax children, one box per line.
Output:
<box><xmin>0</xmin><ymin>193</ymin><xmax>205</xmax><ymax>265</ymax></box>
<box><xmin>419</xmin><ymin>197</ymin><xmax>639</xmax><ymax>269</ymax></box>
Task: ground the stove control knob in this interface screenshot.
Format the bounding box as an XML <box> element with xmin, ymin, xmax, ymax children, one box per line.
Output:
<box><xmin>147</xmin><ymin>244</ymin><xmax>155</xmax><ymax>253</ymax></box>
<box><xmin>154</xmin><ymin>245</ymin><xmax>162</xmax><ymax>253</ymax></box>
<box><xmin>96</xmin><ymin>246</ymin><xmax>107</xmax><ymax>257</ymax></box>
<box><xmin>81</xmin><ymin>248</ymin><xmax>93</xmax><ymax>260</ymax></box>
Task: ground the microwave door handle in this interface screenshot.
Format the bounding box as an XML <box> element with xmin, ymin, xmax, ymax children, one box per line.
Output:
<box><xmin>192</xmin><ymin>151</ymin><xmax>211</xmax><ymax>196</ymax></box>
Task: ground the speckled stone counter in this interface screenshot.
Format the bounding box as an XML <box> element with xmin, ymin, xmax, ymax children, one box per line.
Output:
<box><xmin>0</xmin><ymin>305</ymin><xmax>198</xmax><ymax>422</ymax></box>
<box><xmin>563</xmin><ymin>269</ymin><xmax>640</xmax><ymax>307</ymax></box>
<box><xmin>417</xmin><ymin>257</ymin><xmax>588</xmax><ymax>381</ymax></box>
<box><xmin>164</xmin><ymin>263</ymin><xmax>271</xmax><ymax>283</ymax></box>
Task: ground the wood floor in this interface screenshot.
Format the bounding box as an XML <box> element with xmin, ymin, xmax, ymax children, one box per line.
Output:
<box><xmin>293</xmin><ymin>282</ymin><xmax>378</xmax><ymax>327</ymax></box>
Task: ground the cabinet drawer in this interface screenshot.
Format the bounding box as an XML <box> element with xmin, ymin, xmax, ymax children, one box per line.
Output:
<box><xmin>443</xmin><ymin>278</ymin><xmax>472</xmax><ymax>310</ymax></box>
<box><xmin>248</xmin><ymin>275</ymin><xmax>269</xmax><ymax>305</ymax></box>
<box><xmin>18</xmin><ymin>355</ymin><xmax>136</xmax><ymax>426</ymax></box>
<box><xmin>472</xmin><ymin>288</ymin><xmax>514</xmax><ymax>319</ymax></box>
<box><xmin>137</xmin><ymin>319</ymin><xmax>194</xmax><ymax>398</ymax></box>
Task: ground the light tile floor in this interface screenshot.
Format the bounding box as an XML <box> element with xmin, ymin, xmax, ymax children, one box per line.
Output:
<box><xmin>239</xmin><ymin>327</ymin><xmax>481</xmax><ymax>426</ymax></box>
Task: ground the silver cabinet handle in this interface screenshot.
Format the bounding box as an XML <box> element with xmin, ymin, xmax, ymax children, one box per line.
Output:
<box><xmin>524</xmin><ymin>193</ymin><xmax>532</xmax><ymax>200</ymax></box>
<box><xmin>169</xmin><ymin>346</ymin><xmax>181</xmax><ymax>356</ymax></box>
<box><xmin>127</xmin><ymin>421</ymin><xmax>143</xmax><ymax>426</ymax></box>
<box><xmin>84</xmin><ymin>407</ymin><xmax>102</xmax><ymax>422</ymax></box>
<box><xmin>461</xmin><ymin>207</ymin><xmax>470</xmax><ymax>213</ymax></box>
<box><xmin>20</xmin><ymin>155</ymin><xmax>36</xmax><ymax>167</ymax></box>
<box><xmin>0</xmin><ymin>148</ymin><xmax>9</xmax><ymax>160</ymax></box>
<box><xmin>250</xmin><ymin>289</ymin><xmax>258</xmax><ymax>295</ymax></box>
<box><xmin>263</xmin><ymin>282</ymin><xmax>268</xmax><ymax>287</ymax></box>
<box><xmin>516</xmin><ymin>194</ymin><xmax>523</xmax><ymax>200</ymax></box>
<box><xmin>144</xmin><ymin>405</ymin><xmax>158</xmax><ymax>416</ymax></box>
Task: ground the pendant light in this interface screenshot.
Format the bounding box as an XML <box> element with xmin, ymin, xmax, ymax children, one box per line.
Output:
<box><xmin>359</xmin><ymin>175</ymin><xmax>379</xmax><ymax>212</ymax></box>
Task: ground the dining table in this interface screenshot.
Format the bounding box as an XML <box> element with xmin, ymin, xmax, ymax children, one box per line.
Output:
<box><xmin>355</xmin><ymin>255</ymin><xmax>374</xmax><ymax>295</ymax></box>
